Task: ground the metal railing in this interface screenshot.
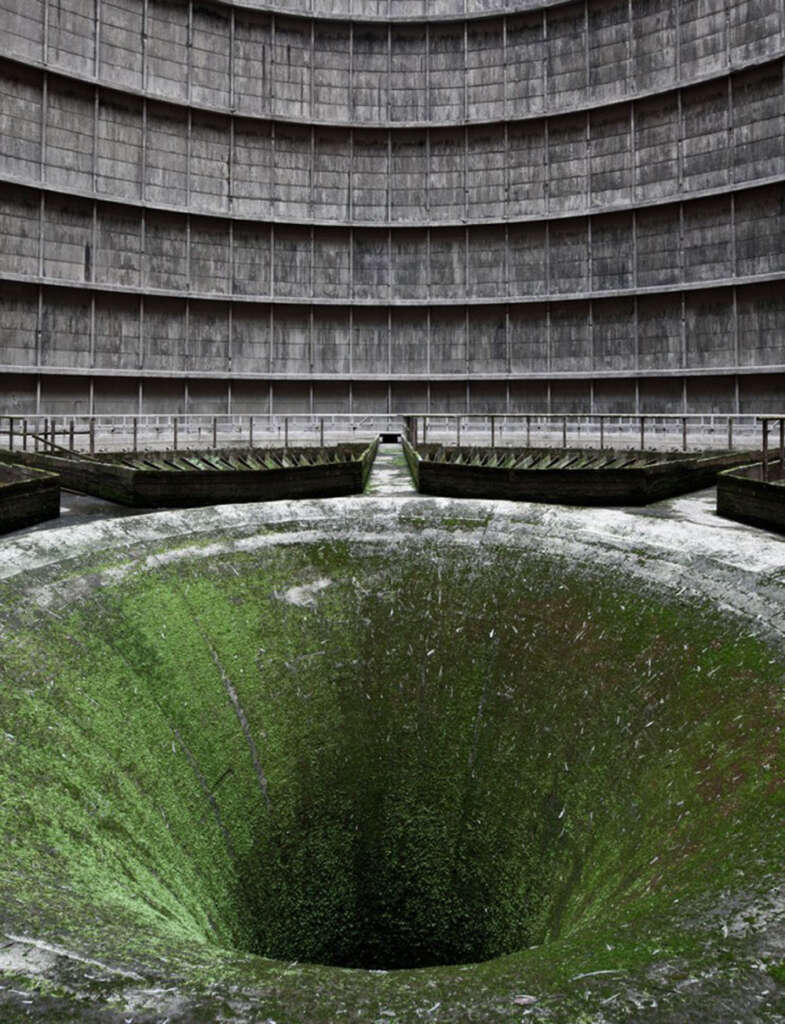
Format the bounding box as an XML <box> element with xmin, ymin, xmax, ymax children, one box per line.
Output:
<box><xmin>0</xmin><ymin>411</ymin><xmax>772</xmax><ymax>456</ymax></box>
<box><xmin>405</xmin><ymin>412</ymin><xmax>764</xmax><ymax>452</ymax></box>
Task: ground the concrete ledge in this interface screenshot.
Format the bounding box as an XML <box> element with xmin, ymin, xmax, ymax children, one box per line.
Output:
<box><xmin>0</xmin><ymin>443</ymin><xmax>377</xmax><ymax>508</ymax></box>
<box><xmin>0</xmin><ymin>462</ymin><xmax>60</xmax><ymax>533</ymax></box>
<box><xmin>405</xmin><ymin>440</ymin><xmax>756</xmax><ymax>505</ymax></box>
<box><xmin>717</xmin><ymin>461</ymin><xmax>785</xmax><ymax>534</ymax></box>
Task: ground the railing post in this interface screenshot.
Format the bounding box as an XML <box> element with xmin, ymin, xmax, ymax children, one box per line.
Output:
<box><xmin>599</xmin><ymin>414</ymin><xmax>604</xmax><ymax>450</ymax></box>
<box><xmin>562</xmin><ymin>415</ymin><xmax>567</xmax><ymax>448</ymax></box>
<box><xmin>89</xmin><ymin>417</ymin><xmax>95</xmax><ymax>454</ymax></box>
<box><xmin>423</xmin><ymin>416</ymin><xmax>428</xmax><ymax>444</ymax></box>
<box><xmin>762</xmin><ymin>419</ymin><xmax>769</xmax><ymax>481</ymax></box>
<box><xmin>22</xmin><ymin>419</ymin><xmax>27</xmax><ymax>451</ymax></box>
<box><xmin>320</xmin><ymin>417</ymin><xmax>324</xmax><ymax>449</ymax></box>
<box><xmin>69</xmin><ymin>419</ymin><xmax>75</xmax><ymax>451</ymax></box>
<box><xmin>132</xmin><ymin>415</ymin><xmax>138</xmax><ymax>452</ymax></box>
<box><xmin>173</xmin><ymin>417</ymin><xmax>178</xmax><ymax>451</ymax></box>
<box><xmin>457</xmin><ymin>415</ymin><xmax>461</xmax><ymax>447</ymax></box>
<box><xmin>490</xmin><ymin>414</ymin><xmax>495</xmax><ymax>448</ymax></box>
<box><xmin>780</xmin><ymin>417</ymin><xmax>785</xmax><ymax>476</ymax></box>
<box><xmin>43</xmin><ymin>417</ymin><xmax>49</xmax><ymax>451</ymax></box>
<box><xmin>682</xmin><ymin>416</ymin><xmax>687</xmax><ymax>452</ymax></box>
<box><xmin>249</xmin><ymin>415</ymin><xmax>254</xmax><ymax>447</ymax></box>
<box><xmin>8</xmin><ymin>417</ymin><xmax>13</xmax><ymax>452</ymax></box>
<box><xmin>284</xmin><ymin>416</ymin><xmax>288</xmax><ymax>450</ymax></box>
<box><xmin>526</xmin><ymin>414</ymin><xmax>531</xmax><ymax>447</ymax></box>
<box><xmin>640</xmin><ymin>415</ymin><xmax>645</xmax><ymax>450</ymax></box>
<box><xmin>728</xmin><ymin>417</ymin><xmax>733</xmax><ymax>450</ymax></box>
<box><xmin>212</xmin><ymin>416</ymin><xmax>217</xmax><ymax>449</ymax></box>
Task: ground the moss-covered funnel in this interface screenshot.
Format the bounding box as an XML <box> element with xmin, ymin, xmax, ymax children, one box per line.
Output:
<box><xmin>0</xmin><ymin>498</ymin><xmax>784</xmax><ymax>1022</ymax></box>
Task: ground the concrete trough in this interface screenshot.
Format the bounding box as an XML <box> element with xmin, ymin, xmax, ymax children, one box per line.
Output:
<box><xmin>0</xmin><ymin>462</ymin><xmax>60</xmax><ymax>533</ymax></box>
<box><xmin>0</xmin><ymin>442</ymin><xmax>377</xmax><ymax>508</ymax></box>
<box><xmin>404</xmin><ymin>440</ymin><xmax>756</xmax><ymax>506</ymax></box>
<box><xmin>716</xmin><ymin>461</ymin><xmax>785</xmax><ymax>534</ymax></box>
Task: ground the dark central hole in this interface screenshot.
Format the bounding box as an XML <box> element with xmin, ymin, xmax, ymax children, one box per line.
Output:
<box><xmin>222</xmin><ymin>547</ymin><xmax>701</xmax><ymax>971</ymax></box>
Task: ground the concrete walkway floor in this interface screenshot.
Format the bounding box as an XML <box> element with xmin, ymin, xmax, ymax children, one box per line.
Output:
<box><xmin>364</xmin><ymin>442</ymin><xmax>417</xmax><ymax>497</ymax></box>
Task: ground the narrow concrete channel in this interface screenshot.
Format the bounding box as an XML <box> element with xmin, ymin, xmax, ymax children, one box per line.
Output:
<box><xmin>363</xmin><ymin>441</ymin><xmax>417</xmax><ymax>497</ymax></box>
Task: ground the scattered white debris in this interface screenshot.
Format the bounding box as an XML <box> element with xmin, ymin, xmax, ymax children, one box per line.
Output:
<box><xmin>277</xmin><ymin>578</ymin><xmax>332</xmax><ymax>607</ymax></box>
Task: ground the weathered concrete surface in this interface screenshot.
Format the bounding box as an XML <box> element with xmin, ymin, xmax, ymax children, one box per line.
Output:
<box><xmin>408</xmin><ymin>442</ymin><xmax>760</xmax><ymax>505</ymax></box>
<box><xmin>717</xmin><ymin>459</ymin><xmax>785</xmax><ymax>534</ymax></box>
<box><xmin>0</xmin><ymin>0</ymin><xmax>784</xmax><ymax>416</ymax></box>
<box><xmin>0</xmin><ymin>462</ymin><xmax>59</xmax><ymax>533</ymax></box>
<box><xmin>0</xmin><ymin>442</ymin><xmax>377</xmax><ymax>506</ymax></box>
<box><xmin>0</xmin><ymin>492</ymin><xmax>784</xmax><ymax>1021</ymax></box>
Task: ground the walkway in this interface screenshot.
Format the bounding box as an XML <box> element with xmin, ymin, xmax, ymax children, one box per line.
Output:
<box><xmin>364</xmin><ymin>443</ymin><xmax>417</xmax><ymax>497</ymax></box>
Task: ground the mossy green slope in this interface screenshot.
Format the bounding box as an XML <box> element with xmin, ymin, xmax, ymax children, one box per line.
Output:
<box><xmin>0</xmin><ymin>520</ymin><xmax>783</xmax><ymax>1021</ymax></box>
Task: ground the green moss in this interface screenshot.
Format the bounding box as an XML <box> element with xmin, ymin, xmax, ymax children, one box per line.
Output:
<box><xmin>0</xmin><ymin>530</ymin><xmax>783</xmax><ymax>1020</ymax></box>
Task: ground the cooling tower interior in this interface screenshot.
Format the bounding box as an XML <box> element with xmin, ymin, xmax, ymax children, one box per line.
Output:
<box><xmin>0</xmin><ymin>0</ymin><xmax>784</xmax><ymax>415</ymax></box>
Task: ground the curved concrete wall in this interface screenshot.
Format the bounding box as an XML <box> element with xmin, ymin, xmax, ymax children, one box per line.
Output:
<box><xmin>0</xmin><ymin>0</ymin><xmax>784</xmax><ymax>416</ymax></box>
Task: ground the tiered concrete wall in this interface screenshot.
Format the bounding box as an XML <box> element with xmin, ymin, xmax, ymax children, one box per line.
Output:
<box><xmin>1</xmin><ymin>0</ymin><xmax>783</xmax><ymax>415</ymax></box>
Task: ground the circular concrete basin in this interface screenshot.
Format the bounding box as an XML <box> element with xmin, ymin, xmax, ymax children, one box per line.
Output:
<box><xmin>0</xmin><ymin>494</ymin><xmax>783</xmax><ymax>1022</ymax></box>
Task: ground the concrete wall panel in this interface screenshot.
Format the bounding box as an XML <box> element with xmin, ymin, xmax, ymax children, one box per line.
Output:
<box><xmin>682</xmin><ymin>196</ymin><xmax>733</xmax><ymax>283</ymax></box>
<box><xmin>192</xmin><ymin>5</ymin><xmax>231</xmax><ymax>109</ymax></box>
<box><xmin>636</xmin><ymin>205</ymin><xmax>681</xmax><ymax>287</ymax></box>
<box><xmin>145</xmin><ymin>105</ymin><xmax>188</xmax><ymax>206</ymax></box>
<box><xmin>550</xmin><ymin>301</ymin><xmax>592</xmax><ymax>372</ymax></box>
<box><xmin>272</xmin><ymin>306</ymin><xmax>309</xmax><ymax>374</ymax></box>
<box><xmin>313</xmin><ymin>227</ymin><xmax>351</xmax><ymax>299</ymax></box>
<box><xmin>48</xmin><ymin>0</ymin><xmax>94</xmax><ymax>77</ymax></box>
<box><xmin>312</xmin><ymin>129</ymin><xmax>351</xmax><ymax>220</ymax></box>
<box><xmin>4</xmin><ymin>0</ymin><xmax>43</xmax><ymax>63</ymax></box>
<box><xmin>232</xmin><ymin>305</ymin><xmax>271</xmax><ymax>373</ymax></box>
<box><xmin>97</xmin><ymin>95</ymin><xmax>143</xmax><ymax>199</ymax></box>
<box><xmin>233</xmin><ymin>13</ymin><xmax>273</xmax><ymax>118</ymax></box>
<box><xmin>390</xmin><ymin>27</ymin><xmax>428</xmax><ymax>122</ymax></box>
<box><xmin>637</xmin><ymin>293</ymin><xmax>682</xmax><ymax>370</ymax></box>
<box><xmin>145</xmin><ymin>0</ymin><xmax>188</xmax><ymax>102</ymax></box>
<box><xmin>190</xmin><ymin>217</ymin><xmax>231</xmax><ymax>295</ymax></box>
<box><xmin>143</xmin><ymin>297</ymin><xmax>186</xmax><ymax>371</ymax></box>
<box><xmin>508</xmin><ymin>223</ymin><xmax>547</xmax><ymax>297</ymax></box>
<box><xmin>592</xmin><ymin>298</ymin><xmax>636</xmax><ymax>371</ymax></box>
<box><xmin>684</xmin><ymin>289</ymin><xmax>735</xmax><ymax>368</ymax></box>
<box><xmin>468</xmin><ymin>306</ymin><xmax>507</xmax><ymax>374</ymax></box>
<box><xmin>232</xmin><ymin>222</ymin><xmax>272</xmax><ymax>297</ymax></box>
<box><xmin>43</xmin><ymin>196</ymin><xmax>92</xmax><ymax>282</ymax></box>
<box><xmin>46</xmin><ymin>82</ymin><xmax>93</xmax><ymax>192</ymax></box>
<box><xmin>467</xmin><ymin>228</ymin><xmax>504</xmax><ymax>299</ymax></box>
<box><xmin>0</xmin><ymin>284</ymin><xmax>37</xmax><ymax>368</ymax></box>
<box><xmin>189</xmin><ymin>299</ymin><xmax>231</xmax><ymax>372</ymax></box>
<box><xmin>144</xmin><ymin>213</ymin><xmax>188</xmax><ymax>291</ymax></box>
<box><xmin>274</xmin><ymin>226</ymin><xmax>311</xmax><ymax>299</ymax></box>
<box><xmin>0</xmin><ymin>186</ymin><xmax>39</xmax><ymax>278</ymax></box>
<box><xmin>352</xmin><ymin>308</ymin><xmax>388</xmax><ymax>373</ymax></box>
<box><xmin>94</xmin><ymin>293</ymin><xmax>140</xmax><ymax>369</ymax></box>
<box><xmin>41</xmin><ymin>290</ymin><xmax>91</xmax><ymax>368</ymax></box>
<box><xmin>390</xmin><ymin>308</ymin><xmax>426</xmax><ymax>374</ymax></box>
<box><xmin>190</xmin><ymin>114</ymin><xmax>230</xmax><ymax>213</ymax></box>
<box><xmin>391</xmin><ymin>229</ymin><xmax>428</xmax><ymax>300</ymax></box>
<box><xmin>509</xmin><ymin>304</ymin><xmax>549</xmax><ymax>373</ymax></box>
<box><xmin>589</xmin><ymin>0</ymin><xmax>631</xmax><ymax>102</ymax></box>
<box><xmin>431</xmin><ymin>308</ymin><xmax>467</xmax><ymax>374</ymax></box>
<box><xmin>591</xmin><ymin>213</ymin><xmax>633</xmax><ymax>290</ymax></box>
<box><xmin>737</xmin><ymin>283</ymin><xmax>785</xmax><ymax>366</ymax></box>
<box><xmin>466</xmin><ymin>20</ymin><xmax>505</xmax><ymax>122</ymax></box>
<box><xmin>735</xmin><ymin>183</ymin><xmax>785</xmax><ymax>276</ymax></box>
<box><xmin>353</xmin><ymin>27</ymin><xmax>389</xmax><ymax>122</ymax></box>
<box><xmin>312</xmin><ymin>307</ymin><xmax>350</xmax><ymax>374</ymax></box>
<box><xmin>100</xmin><ymin>0</ymin><xmax>144</xmax><ymax>90</ymax></box>
<box><xmin>0</xmin><ymin>67</ymin><xmax>42</xmax><ymax>181</ymax></box>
